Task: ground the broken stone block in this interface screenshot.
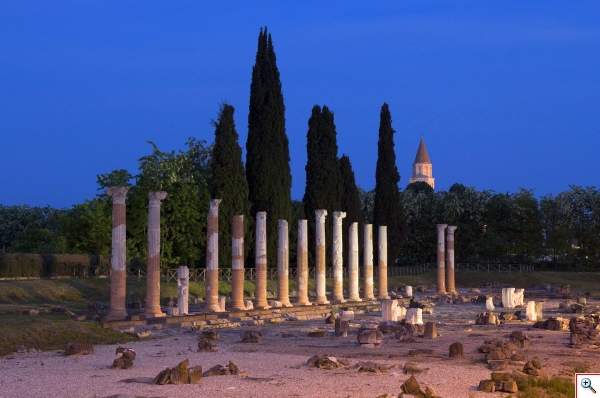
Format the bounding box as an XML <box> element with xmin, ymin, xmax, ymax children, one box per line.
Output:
<box><xmin>325</xmin><ymin>311</ymin><xmax>337</xmax><ymax>324</ymax></box>
<box><xmin>202</xmin><ymin>330</ymin><xmax>220</xmax><ymax>340</ymax></box>
<box><xmin>307</xmin><ymin>354</ymin><xmax>343</xmax><ymax>370</ymax></box>
<box><xmin>339</xmin><ymin>310</ymin><xmax>354</xmax><ymax>321</ymax></box>
<box><xmin>188</xmin><ymin>365</ymin><xmax>203</xmax><ymax>384</ymax></box>
<box><xmin>335</xmin><ymin>318</ymin><xmax>349</xmax><ymax>337</ymax></box>
<box><xmin>489</xmin><ymin>360</ymin><xmax>508</xmax><ymax>371</ymax></box>
<box><xmin>203</xmin><ymin>364</ymin><xmax>228</xmax><ymax>377</ymax></box>
<box><xmin>111</xmin><ymin>347</ymin><xmax>136</xmax><ymax>369</ymax></box>
<box><xmin>64</xmin><ymin>343</ymin><xmax>94</xmax><ymax>356</ymax></box>
<box><xmin>308</xmin><ymin>329</ymin><xmax>327</xmax><ymax>338</ymax></box>
<box><xmin>403</xmin><ymin>362</ymin><xmax>428</xmax><ymax>374</ymax></box>
<box><xmin>449</xmin><ymin>342</ymin><xmax>463</xmax><ymax>358</ymax></box>
<box><xmin>357</xmin><ymin>329</ymin><xmax>382</xmax><ymax>346</ymax></box>
<box><xmin>150</xmin><ymin>368</ymin><xmax>171</xmax><ymax>385</ymax></box>
<box><xmin>400</xmin><ymin>375</ymin><xmax>421</xmax><ymax>394</ymax></box>
<box><xmin>478</xmin><ymin>379</ymin><xmax>495</xmax><ymax>392</ymax></box>
<box><xmin>405</xmin><ymin>308</ymin><xmax>423</xmax><ymax>325</ymax></box>
<box><xmin>244</xmin><ymin>300</ymin><xmax>254</xmax><ymax>310</ymax></box>
<box><xmin>423</xmin><ymin>322</ymin><xmax>437</xmax><ymax>338</ymax></box>
<box><xmin>166</xmin><ymin>307</ymin><xmax>179</xmax><ymax>316</ymax></box>
<box><xmin>197</xmin><ymin>338</ymin><xmax>218</xmax><ymax>352</ymax></box>
<box><xmin>490</xmin><ymin>372</ymin><xmax>511</xmax><ymax>382</ymax></box>
<box><xmin>240</xmin><ymin>331</ymin><xmax>262</xmax><ymax>343</ymax></box>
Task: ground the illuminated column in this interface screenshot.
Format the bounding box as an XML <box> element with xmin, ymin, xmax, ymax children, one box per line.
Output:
<box><xmin>332</xmin><ymin>211</ymin><xmax>346</xmax><ymax>303</ymax></box>
<box><xmin>315</xmin><ymin>210</ymin><xmax>329</xmax><ymax>305</ymax></box>
<box><xmin>348</xmin><ymin>222</ymin><xmax>361</xmax><ymax>301</ymax></box>
<box><xmin>145</xmin><ymin>191</ymin><xmax>167</xmax><ymax>318</ymax></box>
<box><xmin>254</xmin><ymin>212</ymin><xmax>270</xmax><ymax>309</ymax></box>
<box><xmin>205</xmin><ymin>199</ymin><xmax>223</xmax><ymax>312</ymax></box>
<box><xmin>277</xmin><ymin>220</ymin><xmax>292</xmax><ymax>307</ymax></box>
<box><xmin>377</xmin><ymin>226</ymin><xmax>390</xmax><ymax>299</ymax></box>
<box><xmin>363</xmin><ymin>224</ymin><xmax>375</xmax><ymax>300</ymax></box>
<box><xmin>231</xmin><ymin>215</ymin><xmax>246</xmax><ymax>310</ymax></box>
<box><xmin>436</xmin><ymin>224</ymin><xmax>448</xmax><ymax>294</ymax></box>
<box><xmin>107</xmin><ymin>186</ymin><xmax>129</xmax><ymax>320</ymax></box>
<box><xmin>446</xmin><ymin>225</ymin><xmax>457</xmax><ymax>294</ymax></box>
<box><xmin>296</xmin><ymin>220</ymin><xmax>311</xmax><ymax>305</ymax></box>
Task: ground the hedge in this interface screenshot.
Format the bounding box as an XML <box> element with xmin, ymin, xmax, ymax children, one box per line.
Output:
<box><xmin>0</xmin><ymin>253</ymin><xmax>111</xmax><ymax>278</ymax></box>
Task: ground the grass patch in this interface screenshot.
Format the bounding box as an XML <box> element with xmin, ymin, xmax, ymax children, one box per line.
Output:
<box><xmin>515</xmin><ymin>377</ymin><xmax>575</xmax><ymax>398</ymax></box>
<box><xmin>0</xmin><ymin>313</ymin><xmax>137</xmax><ymax>357</ymax></box>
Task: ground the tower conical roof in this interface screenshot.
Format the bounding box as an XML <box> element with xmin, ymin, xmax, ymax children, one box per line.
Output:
<box><xmin>413</xmin><ymin>137</ymin><xmax>431</xmax><ymax>164</ymax></box>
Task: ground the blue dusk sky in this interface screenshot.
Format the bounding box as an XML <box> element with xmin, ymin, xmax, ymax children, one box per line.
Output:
<box><xmin>1</xmin><ymin>1</ymin><xmax>599</xmax><ymax>208</ymax></box>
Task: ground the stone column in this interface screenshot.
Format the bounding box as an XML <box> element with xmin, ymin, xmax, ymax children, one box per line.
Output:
<box><xmin>446</xmin><ymin>225</ymin><xmax>457</xmax><ymax>294</ymax></box>
<box><xmin>315</xmin><ymin>210</ymin><xmax>329</xmax><ymax>305</ymax></box>
<box><xmin>145</xmin><ymin>191</ymin><xmax>167</xmax><ymax>318</ymax></box>
<box><xmin>231</xmin><ymin>215</ymin><xmax>246</xmax><ymax>310</ymax></box>
<box><xmin>107</xmin><ymin>186</ymin><xmax>129</xmax><ymax>320</ymax></box>
<box><xmin>347</xmin><ymin>222</ymin><xmax>361</xmax><ymax>301</ymax></box>
<box><xmin>177</xmin><ymin>266</ymin><xmax>189</xmax><ymax>315</ymax></box>
<box><xmin>254</xmin><ymin>212</ymin><xmax>270</xmax><ymax>309</ymax></box>
<box><xmin>332</xmin><ymin>211</ymin><xmax>346</xmax><ymax>303</ymax></box>
<box><xmin>436</xmin><ymin>224</ymin><xmax>448</xmax><ymax>294</ymax></box>
<box><xmin>363</xmin><ymin>224</ymin><xmax>375</xmax><ymax>300</ymax></box>
<box><xmin>296</xmin><ymin>220</ymin><xmax>311</xmax><ymax>305</ymax></box>
<box><xmin>377</xmin><ymin>226</ymin><xmax>390</xmax><ymax>299</ymax></box>
<box><xmin>277</xmin><ymin>220</ymin><xmax>292</xmax><ymax>307</ymax></box>
<box><xmin>205</xmin><ymin>199</ymin><xmax>223</xmax><ymax>312</ymax></box>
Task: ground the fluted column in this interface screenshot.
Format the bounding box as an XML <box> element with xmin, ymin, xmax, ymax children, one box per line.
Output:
<box><xmin>296</xmin><ymin>220</ymin><xmax>311</xmax><ymax>305</ymax></box>
<box><xmin>332</xmin><ymin>211</ymin><xmax>346</xmax><ymax>302</ymax></box>
<box><xmin>348</xmin><ymin>222</ymin><xmax>361</xmax><ymax>301</ymax></box>
<box><xmin>377</xmin><ymin>226</ymin><xmax>390</xmax><ymax>299</ymax></box>
<box><xmin>446</xmin><ymin>225</ymin><xmax>457</xmax><ymax>294</ymax></box>
<box><xmin>315</xmin><ymin>210</ymin><xmax>329</xmax><ymax>305</ymax></box>
<box><xmin>436</xmin><ymin>224</ymin><xmax>448</xmax><ymax>294</ymax></box>
<box><xmin>277</xmin><ymin>220</ymin><xmax>292</xmax><ymax>307</ymax></box>
<box><xmin>363</xmin><ymin>224</ymin><xmax>375</xmax><ymax>300</ymax></box>
<box><xmin>145</xmin><ymin>191</ymin><xmax>167</xmax><ymax>318</ymax></box>
<box><xmin>254</xmin><ymin>212</ymin><xmax>270</xmax><ymax>309</ymax></box>
<box><xmin>107</xmin><ymin>186</ymin><xmax>129</xmax><ymax>320</ymax></box>
<box><xmin>205</xmin><ymin>199</ymin><xmax>223</xmax><ymax>312</ymax></box>
<box><xmin>231</xmin><ymin>215</ymin><xmax>246</xmax><ymax>310</ymax></box>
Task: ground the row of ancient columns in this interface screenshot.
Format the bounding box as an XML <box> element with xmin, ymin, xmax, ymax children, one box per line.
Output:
<box><xmin>436</xmin><ymin>224</ymin><xmax>457</xmax><ymax>295</ymax></box>
<box><xmin>106</xmin><ymin>187</ymin><xmax>392</xmax><ymax>319</ymax></box>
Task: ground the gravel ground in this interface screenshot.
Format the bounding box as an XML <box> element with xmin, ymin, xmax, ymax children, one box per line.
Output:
<box><xmin>0</xmin><ymin>290</ymin><xmax>595</xmax><ymax>398</ymax></box>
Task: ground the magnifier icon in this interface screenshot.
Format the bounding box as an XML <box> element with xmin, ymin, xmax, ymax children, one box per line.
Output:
<box><xmin>582</xmin><ymin>378</ymin><xmax>597</xmax><ymax>393</ymax></box>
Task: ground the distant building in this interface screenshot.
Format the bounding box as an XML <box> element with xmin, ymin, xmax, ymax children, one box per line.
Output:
<box><xmin>409</xmin><ymin>137</ymin><xmax>434</xmax><ymax>189</ymax></box>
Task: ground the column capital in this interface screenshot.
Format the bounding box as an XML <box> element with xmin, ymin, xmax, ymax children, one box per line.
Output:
<box><xmin>256</xmin><ymin>211</ymin><xmax>267</xmax><ymax>222</ymax></box>
<box><xmin>315</xmin><ymin>209</ymin><xmax>327</xmax><ymax>223</ymax></box>
<box><xmin>106</xmin><ymin>186</ymin><xmax>129</xmax><ymax>204</ymax></box>
<box><xmin>437</xmin><ymin>224</ymin><xmax>448</xmax><ymax>233</ymax></box>
<box><xmin>209</xmin><ymin>199</ymin><xmax>222</xmax><ymax>215</ymax></box>
<box><xmin>149</xmin><ymin>191</ymin><xmax>167</xmax><ymax>207</ymax></box>
<box><xmin>447</xmin><ymin>225</ymin><xmax>458</xmax><ymax>234</ymax></box>
<box><xmin>332</xmin><ymin>211</ymin><xmax>346</xmax><ymax>225</ymax></box>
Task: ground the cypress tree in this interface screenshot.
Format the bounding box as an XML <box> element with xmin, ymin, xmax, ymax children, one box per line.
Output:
<box><xmin>246</xmin><ymin>28</ymin><xmax>292</xmax><ymax>267</ymax></box>
<box><xmin>211</xmin><ymin>103</ymin><xmax>250</xmax><ymax>268</ymax></box>
<box><xmin>340</xmin><ymin>154</ymin><xmax>363</xmax><ymax>266</ymax></box>
<box><xmin>303</xmin><ymin>105</ymin><xmax>343</xmax><ymax>265</ymax></box>
<box><xmin>373</xmin><ymin>103</ymin><xmax>407</xmax><ymax>266</ymax></box>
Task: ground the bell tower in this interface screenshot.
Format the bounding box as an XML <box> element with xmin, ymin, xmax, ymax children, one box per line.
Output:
<box><xmin>409</xmin><ymin>137</ymin><xmax>434</xmax><ymax>189</ymax></box>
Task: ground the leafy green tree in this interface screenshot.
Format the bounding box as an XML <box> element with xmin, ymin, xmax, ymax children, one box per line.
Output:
<box><xmin>246</xmin><ymin>27</ymin><xmax>292</xmax><ymax>268</ymax></box>
<box><xmin>373</xmin><ymin>103</ymin><xmax>407</xmax><ymax>265</ymax></box>
<box><xmin>58</xmin><ymin>199</ymin><xmax>112</xmax><ymax>254</ymax></box>
<box><xmin>340</xmin><ymin>155</ymin><xmax>363</xmax><ymax>265</ymax></box>
<box><xmin>0</xmin><ymin>205</ymin><xmax>62</xmax><ymax>253</ymax></box>
<box><xmin>211</xmin><ymin>103</ymin><xmax>250</xmax><ymax>268</ymax></box>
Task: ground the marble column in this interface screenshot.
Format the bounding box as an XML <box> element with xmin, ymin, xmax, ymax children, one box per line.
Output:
<box><xmin>315</xmin><ymin>210</ymin><xmax>329</xmax><ymax>305</ymax></box>
<box><xmin>332</xmin><ymin>211</ymin><xmax>346</xmax><ymax>303</ymax></box>
<box><xmin>254</xmin><ymin>212</ymin><xmax>270</xmax><ymax>309</ymax></box>
<box><xmin>436</xmin><ymin>224</ymin><xmax>448</xmax><ymax>294</ymax></box>
<box><xmin>205</xmin><ymin>199</ymin><xmax>223</xmax><ymax>312</ymax></box>
<box><xmin>296</xmin><ymin>220</ymin><xmax>311</xmax><ymax>305</ymax></box>
<box><xmin>177</xmin><ymin>266</ymin><xmax>189</xmax><ymax>315</ymax></box>
<box><xmin>377</xmin><ymin>226</ymin><xmax>390</xmax><ymax>299</ymax></box>
<box><xmin>107</xmin><ymin>186</ymin><xmax>129</xmax><ymax>320</ymax></box>
<box><xmin>363</xmin><ymin>224</ymin><xmax>375</xmax><ymax>300</ymax></box>
<box><xmin>277</xmin><ymin>220</ymin><xmax>292</xmax><ymax>307</ymax></box>
<box><xmin>145</xmin><ymin>191</ymin><xmax>167</xmax><ymax>318</ymax></box>
<box><xmin>446</xmin><ymin>225</ymin><xmax>457</xmax><ymax>294</ymax></box>
<box><xmin>347</xmin><ymin>222</ymin><xmax>361</xmax><ymax>301</ymax></box>
<box><xmin>231</xmin><ymin>215</ymin><xmax>246</xmax><ymax>310</ymax></box>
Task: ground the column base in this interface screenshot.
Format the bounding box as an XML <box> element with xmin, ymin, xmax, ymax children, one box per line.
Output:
<box><xmin>347</xmin><ymin>297</ymin><xmax>362</xmax><ymax>302</ymax></box>
<box><xmin>378</xmin><ymin>295</ymin><xmax>391</xmax><ymax>300</ymax></box>
<box><xmin>254</xmin><ymin>300</ymin><xmax>271</xmax><ymax>310</ymax></box>
<box><xmin>315</xmin><ymin>297</ymin><xmax>330</xmax><ymax>305</ymax></box>
<box><xmin>437</xmin><ymin>289</ymin><xmax>447</xmax><ymax>295</ymax></box>
<box><xmin>206</xmin><ymin>304</ymin><xmax>224</xmax><ymax>312</ymax></box>
<box><xmin>107</xmin><ymin>310</ymin><xmax>128</xmax><ymax>321</ymax></box>
<box><xmin>332</xmin><ymin>297</ymin><xmax>346</xmax><ymax>303</ymax></box>
<box><xmin>145</xmin><ymin>311</ymin><xmax>166</xmax><ymax>318</ymax></box>
<box><xmin>295</xmin><ymin>300</ymin><xmax>312</xmax><ymax>306</ymax></box>
<box><xmin>362</xmin><ymin>296</ymin><xmax>376</xmax><ymax>301</ymax></box>
<box><xmin>280</xmin><ymin>301</ymin><xmax>293</xmax><ymax>307</ymax></box>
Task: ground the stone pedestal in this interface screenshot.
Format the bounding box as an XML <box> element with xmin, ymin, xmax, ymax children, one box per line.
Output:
<box><xmin>502</xmin><ymin>288</ymin><xmax>516</xmax><ymax>309</ymax></box>
<box><xmin>107</xmin><ymin>186</ymin><xmax>129</xmax><ymax>321</ymax></box>
<box><xmin>405</xmin><ymin>308</ymin><xmax>423</xmax><ymax>325</ymax></box>
<box><xmin>514</xmin><ymin>289</ymin><xmax>524</xmax><ymax>306</ymax></box>
<box><xmin>363</xmin><ymin>224</ymin><xmax>375</xmax><ymax>300</ymax></box>
<box><xmin>145</xmin><ymin>191</ymin><xmax>167</xmax><ymax>318</ymax></box>
<box><xmin>347</xmin><ymin>222</ymin><xmax>361</xmax><ymax>301</ymax></box>
<box><xmin>377</xmin><ymin>226</ymin><xmax>390</xmax><ymax>299</ymax></box>
<box><xmin>486</xmin><ymin>296</ymin><xmax>495</xmax><ymax>310</ymax></box>
<box><xmin>332</xmin><ymin>211</ymin><xmax>346</xmax><ymax>303</ymax></box>
<box><xmin>315</xmin><ymin>210</ymin><xmax>329</xmax><ymax>305</ymax></box>
<box><xmin>277</xmin><ymin>220</ymin><xmax>292</xmax><ymax>307</ymax></box>
<box><xmin>381</xmin><ymin>299</ymin><xmax>398</xmax><ymax>324</ymax></box>
<box><xmin>206</xmin><ymin>199</ymin><xmax>223</xmax><ymax>312</ymax></box>
<box><xmin>405</xmin><ymin>286</ymin><xmax>413</xmax><ymax>297</ymax></box>
<box><xmin>177</xmin><ymin>266</ymin><xmax>189</xmax><ymax>315</ymax></box>
<box><xmin>436</xmin><ymin>224</ymin><xmax>447</xmax><ymax>294</ymax></box>
<box><xmin>446</xmin><ymin>225</ymin><xmax>457</xmax><ymax>294</ymax></box>
<box><xmin>254</xmin><ymin>212</ymin><xmax>270</xmax><ymax>309</ymax></box>
<box><xmin>526</xmin><ymin>301</ymin><xmax>537</xmax><ymax>321</ymax></box>
<box><xmin>231</xmin><ymin>215</ymin><xmax>246</xmax><ymax>310</ymax></box>
<box><xmin>296</xmin><ymin>220</ymin><xmax>311</xmax><ymax>305</ymax></box>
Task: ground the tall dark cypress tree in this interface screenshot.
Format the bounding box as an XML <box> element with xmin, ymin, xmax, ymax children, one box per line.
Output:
<box><xmin>373</xmin><ymin>103</ymin><xmax>407</xmax><ymax>266</ymax></box>
<box><xmin>303</xmin><ymin>105</ymin><xmax>343</xmax><ymax>265</ymax></box>
<box><xmin>340</xmin><ymin>154</ymin><xmax>363</xmax><ymax>266</ymax></box>
<box><xmin>246</xmin><ymin>28</ymin><xmax>292</xmax><ymax>268</ymax></box>
<box><xmin>211</xmin><ymin>103</ymin><xmax>250</xmax><ymax>268</ymax></box>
